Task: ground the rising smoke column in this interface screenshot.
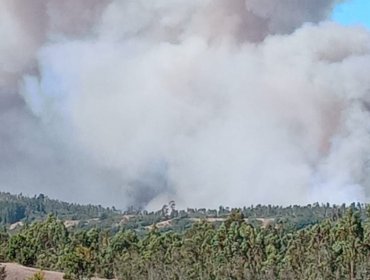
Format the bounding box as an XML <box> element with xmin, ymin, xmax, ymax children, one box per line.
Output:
<box><xmin>1</xmin><ymin>0</ymin><xmax>370</xmax><ymax>208</ymax></box>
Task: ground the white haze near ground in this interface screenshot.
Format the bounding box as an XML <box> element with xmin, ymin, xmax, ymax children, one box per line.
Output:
<box><xmin>1</xmin><ymin>0</ymin><xmax>370</xmax><ymax>209</ymax></box>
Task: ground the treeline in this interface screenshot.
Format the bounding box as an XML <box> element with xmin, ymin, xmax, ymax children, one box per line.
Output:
<box><xmin>1</xmin><ymin>190</ymin><xmax>368</xmax><ymax>234</ymax></box>
<box><xmin>1</xmin><ymin>207</ymin><xmax>370</xmax><ymax>279</ymax></box>
<box><xmin>107</xmin><ymin>202</ymin><xmax>366</xmax><ymax>233</ymax></box>
<box><xmin>2</xmin><ymin>190</ymin><xmax>370</xmax><ymax>235</ymax></box>
<box><xmin>0</xmin><ymin>192</ymin><xmax>119</xmax><ymax>225</ymax></box>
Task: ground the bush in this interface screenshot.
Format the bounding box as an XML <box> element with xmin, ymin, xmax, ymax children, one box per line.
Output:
<box><xmin>28</xmin><ymin>271</ymin><xmax>45</xmax><ymax>280</ymax></box>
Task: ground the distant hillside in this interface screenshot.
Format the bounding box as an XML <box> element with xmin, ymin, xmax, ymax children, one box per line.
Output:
<box><xmin>0</xmin><ymin>192</ymin><xmax>120</xmax><ymax>225</ymax></box>
<box><xmin>0</xmin><ymin>191</ymin><xmax>367</xmax><ymax>234</ymax></box>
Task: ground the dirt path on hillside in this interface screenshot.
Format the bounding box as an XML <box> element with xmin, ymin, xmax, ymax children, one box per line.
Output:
<box><xmin>1</xmin><ymin>263</ymin><xmax>111</xmax><ymax>280</ymax></box>
<box><xmin>2</xmin><ymin>263</ymin><xmax>64</xmax><ymax>280</ymax></box>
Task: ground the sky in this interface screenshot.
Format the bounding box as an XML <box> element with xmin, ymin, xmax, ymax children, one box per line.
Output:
<box><xmin>332</xmin><ymin>0</ymin><xmax>370</xmax><ymax>28</ymax></box>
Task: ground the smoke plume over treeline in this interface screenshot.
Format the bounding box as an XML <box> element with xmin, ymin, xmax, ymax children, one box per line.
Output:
<box><xmin>1</xmin><ymin>0</ymin><xmax>370</xmax><ymax>208</ymax></box>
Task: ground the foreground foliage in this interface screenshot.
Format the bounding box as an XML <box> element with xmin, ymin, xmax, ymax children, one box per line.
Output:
<box><xmin>1</xmin><ymin>205</ymin><xmax>370</xmax><ymax>279</ymax></box>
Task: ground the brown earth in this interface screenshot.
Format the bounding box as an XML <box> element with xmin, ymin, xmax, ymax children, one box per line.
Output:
<box><xmin>1</xmin><ymin>263</ymin><xmax>111</xmax><ymax>280</ymax></box>
<box><xmin>146</xmin><ymin>217</ymin><xmax>275</xmax><ymax>230</ymax></box>
<box><xmin>2</xmin><ymin>263</ymin><xmax>63</xmax><ymax>280</ymax></box>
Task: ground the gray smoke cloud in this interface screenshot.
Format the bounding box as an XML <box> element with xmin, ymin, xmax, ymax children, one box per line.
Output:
<box><xmin>2</xmin><ymin>0</ymin><xmax>370</xmax><ymax>209</ymax></box>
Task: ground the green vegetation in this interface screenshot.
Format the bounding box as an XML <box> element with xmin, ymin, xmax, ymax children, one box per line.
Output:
<box><xmin>28</xmin><ymin>271</ymin><xmax>45</xmax><ymax>280</ymax></box>
<box><xmin>1</xmin><ymin>191</ymin><xmax>364</xmax><ymax>235</ymax></box>
<box><xmin>0</xmin><ymin>192</ymin><xmax>119</xmax><ymax>225</ymax></box>
<box><xmin>0</xmin><ymin>199</ymin><xmax>370</xmax><ymax>279</ymax></box>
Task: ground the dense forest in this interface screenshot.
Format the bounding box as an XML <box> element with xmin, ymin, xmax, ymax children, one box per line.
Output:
<box><xmin>0</xmin><ymin>192</ymin><xmax>119</xmax><ymax>225</ymax></box>
<box><xmin>0</xmin><ymin>193</ymin><xmax>369</xmax><ymax>279</ymax></box>
<box><xmin>0</xmin><ymin>191</ymin><xmax>363</xmax><ymax>233</ymax></box>
<box><xmin>0</xmin><ymin>208</ymin><xmax>369</xmax><ymax>279</ymax></box>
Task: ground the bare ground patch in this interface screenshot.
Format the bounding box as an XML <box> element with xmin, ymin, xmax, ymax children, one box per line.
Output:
<box><xmin>1</xmin><ymin>263</ymin><xmax>111</xmax><ymax>280</ymax></box>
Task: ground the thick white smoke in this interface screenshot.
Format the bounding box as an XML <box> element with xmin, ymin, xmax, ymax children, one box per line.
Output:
<box><xmin>2</xmin><ymin>0</ymin><xmax>370</xmax><ymax>208</ymax></box>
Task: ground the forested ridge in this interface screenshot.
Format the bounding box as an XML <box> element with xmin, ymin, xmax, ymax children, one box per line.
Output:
<box><xmin>0</xmin><ymin>191</ymin><xmax>363</xmax><ymax>232</ymax></box>
<box><xmin>0</xmin><ymin>192</ymin><xmax>119</xmax><ymax>225</ymax></box>
<box><xmin>0</xmin><ymin>193</ymin><xmax>370</xmax><ymax>279</ymax></box>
